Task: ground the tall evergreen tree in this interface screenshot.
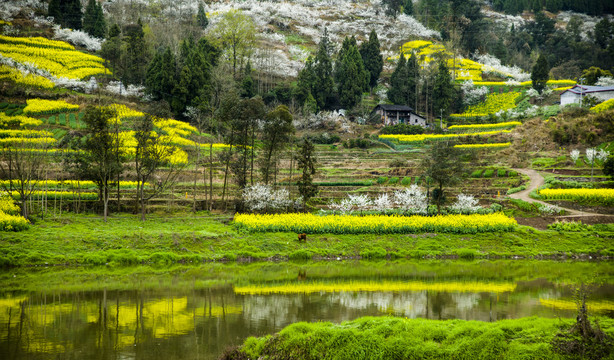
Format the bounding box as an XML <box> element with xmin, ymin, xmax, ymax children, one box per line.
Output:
<box><xmin>405</xmin><ymin>52</ymin><xmax>418</xmax><ymax>108</ymax></box>
<box><xmin>432</xmin><ymin>60</ymin><xmax>454</xmax><ymax>117</ymax></box>
<box><xmin>295</xmin><ymin>56</ymin><xmax>315</xmax><ymax>106</ymax></box>
<box><xmin>48</xmin><ymin>0</ymin><xmax>82</xmax><ymax>30</ymax></box>
<box><xmin>241</xmin><ymin>61</ymin><xmax>255</xmax><ymax>98</ymax></box>
<box><xmin>83</xmin><ymin>0</ymin><xmax>106</xmax><ymax>38</ymax></box>
<box><xmin>531</xmin><ymin>53</ymin><xmax>550</xmax><ymax>93</ymax></box>
<box><xmin>312</xmin><ymin>29</ymin><xmax>335</xmax><ymax>110</ymax></box>
<box><xmin>145</xmin><ymin>48</ymin><xmax>177</xmax><ymax>103</ymax></box>
<box><xmin>387</xmin><ymin>54</ymin><xmax>408</xmax><ymax>105</ymax></box>
<box><xmin>100</xmin><ymin>24</ymin><xmax>122</xmax><ymax>74</ymax></box>
<box><xmin>123</xmin><ymin>20</ymin><xmax>148</xmax><ymax>85</ymax></box>
<box><xmin>197</xmin><ymin>3</ymin><xmax>209</xmax><ymax>29</ymax></box>
<box><xmin>296</xmin><ymin>138</ymin><xmax>318</xmax><ymax>208</ymax></box>
<box><xmin>359</xmin><ymin>30</ymin><xmax>383</xmax><ymax>88</ymax></box>
<box><xmin>336</xmin><ymin>37</ymin><xmax>368</xmax><ymax>109</ymax></box>
<box><xmin>403</xmin><ymin>0</ymin><xmax>414</xmax><ymax>15</ymax></box>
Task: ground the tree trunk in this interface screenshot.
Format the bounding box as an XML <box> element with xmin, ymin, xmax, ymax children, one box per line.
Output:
<box><xmin>209</xmin><ymin>143</ymin><xmax>213</xmax><ymax>211</ymax></box>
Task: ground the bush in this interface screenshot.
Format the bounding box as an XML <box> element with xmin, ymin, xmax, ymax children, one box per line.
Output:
<box><xmin>497</xmin><ymin>169</ymin><xmax>506</xmax><ymax>177</ymax></box>
<box><xmin>360</xmin><ymin>247</ymin><xmax>387</xmax><ymax>259</ymax></box>
<box><xmin>377</xmin><ymin>176</ymin><xmax>388</xmax><ymax>184</ymax></box>
<box><xmin>483</xmin><ymin>169</ymin><xmax>495</xmax><ymax>178</ymax></box>
<box><xmin>506</xmin><ymin>185</ymin><xmax>526</xmax><ymax>195</ymax></box>
<box><xmin>289</xmin><ymin>249</ymin><xmax>312</xmax><ymax>261</ymax></box>
<box><xmin>471</xmin><ymin>169</ymin><xmax>483</xmax><ymax>178</ymax></box>
<box><xmin>401</xmin><ymin>177</ymin><xmax>412</xmax><ymax>185</ymax></box>
<box><xmin>379</xmin><ymin>123</ymin><xmax>425</xmax><ymax>135</ymax></box>
<box><xmin>388</xmin><ymin>177</ymin><xmax>399</xmax><ymax>185</ymax></box>
<box><xmin>347</xmin><ymin>138</ymin><xmax>372</xmax><ymax>149</ymax></box>
<box><xmin>548</xmin><ymin>220</ymin><xmax>593</xmax><ymax>232</ymax></box>
<box><xmin>304</xmin><ymin>133</ymin><xmax>341</xmax><ymax>144</ymax></box>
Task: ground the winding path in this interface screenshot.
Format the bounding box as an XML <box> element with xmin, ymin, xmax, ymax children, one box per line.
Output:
<box><xmin>509</xmin><ymin>168</ymin><xmax>604</xmax><ymax>217</ymax></box>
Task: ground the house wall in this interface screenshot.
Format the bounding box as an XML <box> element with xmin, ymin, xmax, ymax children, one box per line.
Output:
<box><xmin>561</xmin><ymin>92</ymin><xmax>580</xmax><ymax>106</ymax></box>
<box><xmin>593</xmin><ymin>91</ymin><xmax>614</xmax><ymax>102</ymax></box>
<box><xmin>408</xmin><ymin>113</ymin><xmax>426</xmax><ymax>127</ymax></box>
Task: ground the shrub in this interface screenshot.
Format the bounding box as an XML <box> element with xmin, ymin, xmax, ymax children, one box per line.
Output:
<box><xmin>388</xmin><ymin>177</ymin><xmax>399</xmax><ymax>185</ymax></box>
<box><xmin>483</xmin><ymin>169</ymin><xmax>495</xmax><ymax>178</ymax></box>
<box><xmin>506</xmin><ymin>185</ymin><xmax>526</xmax><ymax>195</ymax></box>
<box><xmin>379</xmin><ymin>123</ymin><xmax>425</xmax><ymax>135</ymax></box>
<box><xmin>497</xmin><ymin>169</ymin><xmax>506</xmax><ymax>177</ymax></box>
<box><xmin>360</xmin><ymin>247</ymin><xmax>387</xmax><ymax>259</ymax></box>
<box><xmin>377</xmin><ymin>176</ymin><xmax>388</xmax><ymax>184</ymax></box>
<box><xmin>289</xmin><ymin>249</ymin><xmax>312</xmax><ymax>261</ymax></box>
<box><xmin>471</xmin><ymin>169</ymin><xmax>483</xmax><ymax>178</ymax></box>
<box><xmin>401</xmin><ymin>177</ymin><xmax>412</xmax><ymax>185</ymax></box>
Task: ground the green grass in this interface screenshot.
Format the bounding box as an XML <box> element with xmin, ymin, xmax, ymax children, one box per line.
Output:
<box><xmin>1</xmin><ymin>212</ymin><xmax>613</xmax><ymax>267</ymax></box>
<box><xmin>233</xmin><ymin>316</ymin><xmax>614</xmax><ymax>360</ymax></box>
<box><xmin>58</xmin><ymin>113</ymin><xmax>66</xmax><ymax>126</ymax></box>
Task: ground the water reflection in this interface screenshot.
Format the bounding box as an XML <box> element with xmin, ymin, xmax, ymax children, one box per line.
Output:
<box><xmin>0</xmin><ymin>260</ymin><xmax>612</xmax><ymax>360</ymax></box>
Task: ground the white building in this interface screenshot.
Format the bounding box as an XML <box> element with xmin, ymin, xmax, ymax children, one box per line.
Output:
<box><xmin>560</xmin><ymin>85</ymin><xmax>614</xmax><ymax>106</ymax></box>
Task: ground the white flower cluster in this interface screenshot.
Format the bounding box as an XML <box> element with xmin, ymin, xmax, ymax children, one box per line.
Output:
<box><xmin>495</xmin><ymin>105</ymin><xmax>539</xmax><ymax>120</ymax></box>
<box><xmin>596</xmin><ymin>76</ymin><xmax>614</xmax><ymax>86</ymax></box>
<box><xmin>557</xmin><ymin>11</ymin><xmax>601</xmax><ymax>41</ymax></box>
<box><xmin>0</xmin><ymin>0</ymin><xmax>44</xmax><ymax>21</ymax></box>
<box><xmin>328</xmin><ymin>185</ymin><xmax>428</xmax><ymax>215</ymax></box>
<box><xmin>449</xmin><ymin>193</ymin><xmax>481</xmax><ymax>214</ymax></box>
<box><xmin>586</xmin><ymin>148</ymin><xmax>610</xmax><ymax>163</ymax></box>
<box><xmin>105</xmin><ymin>81</ymin><xmax>145</xmax><ymax>98</ymax></box>
<box><xmin>53</xmin><ymin>25</ymin><xmax>104</xmax><ymax>52</ymax></box>
<box><xmin>461</xmin><ymin>80</ymin><xmax>488</xmax><ymax>106</ymax></box>
<box><xmin>242</xmin><ymin>183</ymin><xmax>299</xmax><ymax>213</ymax></box>
<box><xmin>473</xmin><ymin>53</ymin><xmax>529</xmax><ymax>82</ymax></box>
<box><xmin>569</xmin><ymin>149</ymin><xmax>580</xmax><ymax>163</ymax></box>
<box><xmin>538</xmin><ymin>203</ymin><xmax>562</xmax><ymax>215</ymax></box>
<box><xmin>481</xmin><ymin>9</ymin><xmax>526</xmax><ymax>28</ymax></box>
<box><xmin>295</xmin><ymin>110</ymin><xmax>355</xmax><ymax>132</ymax></box>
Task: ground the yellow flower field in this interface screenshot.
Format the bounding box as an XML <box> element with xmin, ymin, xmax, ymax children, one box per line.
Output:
<box><xmin>451</xmin><ymin>92</ymin><xmax>520</xmax><ymax>118</ymax></box>
<box><xmin>448</xmin><ymin>121</ymin><xmax>521</xmax><ymax>132</ymax></box>
<box><xmin>539</xmin><ymin>298</ymin><xmax>614</xmax><ymax>313</ymax></box>
<box><xmin>0</xmin><ymin>64</ymin><xmax>54</xmax><ymax>89</ymax></box>
<box><xmin>538</xmin><ymin>188</ymin><xmax>614</xmax><ymax>205</ymax></box>
<box><xmin>235</xmin><ymin>280</ymin><xmax>517</xmax><ymax>295</ymax></box>
<box><xmin>454</xmin><ymin>142</ymin><xmax>511</xmax><ymax>149</ymax></box>
<box><xmin>234</xmin><ymin>213</ymin><xmax>517</xmax><ymax>234</ymax></box>
<box><xmin>0</xmin><ymin>35</ymin><xmax>109</xmax><ymax>80</ymax></box>
<box><xmin>0</xmin><ymin>113</ymin><xmax>43</xmax><ymax>128</ymax></box>
<box><xmin>590</xmin><ymin>99</ymin><xmax>614</xmax><ymax>114</ymax></box>
<box><xmin>23</xmin><ymin>99</ymin><xmax>79</xmax><ymax>115</ymax></box>
<box><xmin>379</xmin><ymin>130</ymin><xmax>511</xmax><ymax>144</ymax></box>
<box><xmin>0</xmin><ymin>196</ymin><xmax>28</xmax><ymax>231</ymax></box>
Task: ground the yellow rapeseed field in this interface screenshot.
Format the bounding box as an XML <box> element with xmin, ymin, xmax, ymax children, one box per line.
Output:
<box><xmin>538</xmin><ymin>188</ymin><xmax>614</xmax><ymax>205</ymax></box>
<box><xmin>234</xmin><ymin>213</ymin><xmax>517</xmax><ymax>234</ymax></box>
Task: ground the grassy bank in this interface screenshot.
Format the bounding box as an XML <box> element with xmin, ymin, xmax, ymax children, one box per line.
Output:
<box><xmin>223</xmin><ymin>316</ymin><xmax>614</xmax><ymax>360</ymax></box>
<box><xmin>1</xmin><ymin>212</ymin><xmax>614</xmax><ymax>267</ymax></box>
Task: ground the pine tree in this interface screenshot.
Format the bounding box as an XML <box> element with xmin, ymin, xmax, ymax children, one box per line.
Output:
<box><xmin>531</xmin><ymin>53</ymin><xmax>549</xmax><ymax>94</ymax></box>
<box><xmin>312</xmin><ymin>29</ymin><xmax>335</xmax><ymax>110</ymax></box>
<box><xmin>241</xmin><ymin>61</ymin><xmax>255</xmax><ymax>98</ymax></box>
<box><xmin>387</xmin><ymin>54</ymin><xmax>408</xmax><ymax>105</ymax></box>
<box><xmin>359</xmin><ymin>30</ymin><xmax>383</xmax><ymax>89</ymax></box>
<box><xmin>336</xmin><ymin>39</ymin><xmax>368</xmax><ymax>109</ymax></box>
<box><xmin>296</xmin><ymin>138</ymin><xmax>318</xmax><ymax>208</ymax></box>
<box><xmin>65</xmin><ymin>0</ymin><xmax>83</xmax><ymax>30</ymax></box>
<box><xmin>295</xmin><ymin>57</ymin><xmax>315</xmax><ymax>105</ymax></box>
<box><xmin>403</xmin><ymin>0</ymin><xmax>413</xmax><ymax>15</ymax></box>
<box><xmin>123</xmin><ymin>20</ymin><xmax>148</xmax><ymax>85</ymax></box>
<box><xmin>83</xmin><ymin>0</ymin><xmax>106</xmax><ymax>38</ymax></box>
<box><xmin>145</xmin><ymin>48</ymin><xmax>177</xmax><ymax>103</ymax></box>
<box><xmin>405</xmin><ymin>53</ymin><xmax>418</xmax><ymax>108</ymax></box>
<box><xmin>197</xmin><ymin>3</ymin><xmax>209</xmax><ymax>29</ymax></box>
<box><xmin>48</xmin><ymin>0</ymin><xmax>62</xmax><ymax>25</ymax></box>
<box><xmin>432</xmin><ymin>60</ymin><xmax>454</xmax><ymax>116</ymax></box>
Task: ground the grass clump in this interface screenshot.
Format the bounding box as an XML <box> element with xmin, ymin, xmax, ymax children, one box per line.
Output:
<box><xmin>471</xmin><ymin>169</ymin><xmax>483</xmax><ymax>178</ymax></box>
<box><xmin>223</xmin><ymin>316</ymin><xmax>614</xmax><ymax>360</ymax></box>
<box><xmin>388</xmin><ymin>177</ymin><xmax>399</xmax><ymax>185</ymax></box>
<box><xmin>377</xmin><ymin>176</ymin><xmax>388</xmax><ymax>184</ymax></box>
<box><xmin>483</xmin><ymin>169</ymin><xmax>495</xmax><ymax>178</ymax></box>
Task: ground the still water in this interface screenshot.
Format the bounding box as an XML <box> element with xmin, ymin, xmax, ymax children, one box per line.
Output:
<box><xmin>0</xmin><ymin>260</ymin><xmax>613</xmax><ymax>359</ymax></box>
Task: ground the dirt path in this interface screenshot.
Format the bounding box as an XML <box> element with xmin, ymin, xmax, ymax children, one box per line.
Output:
<box><xmin>509</xmin><ymin>168</ymin><xmax>604</xmax><ymax>217</ymax></box>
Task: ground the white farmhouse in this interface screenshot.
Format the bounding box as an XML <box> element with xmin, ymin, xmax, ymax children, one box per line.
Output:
<box><xmin>372</xmin><ymin>104</ymin><xmax>427</xmax><ymax>127</ymax></box>
<box><xmin>560</xmin><ymin>85</ymin><xmax>614</xmax><ymax>106</ymax></box>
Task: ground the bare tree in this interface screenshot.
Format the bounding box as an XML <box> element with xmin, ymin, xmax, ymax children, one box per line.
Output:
<box><xmin>133</xmin><ymin>115</ymin><xmax>186</xmax><ymax>220</ymax></box>
<box><xmin>0</xmin><ymin>137</ymin><xmax>50</xmax><ymax>219</ymax></box>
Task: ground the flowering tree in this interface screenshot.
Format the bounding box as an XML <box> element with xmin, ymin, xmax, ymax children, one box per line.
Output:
<box><xmin>570</xmin><ymin>149</ymin><xmax>580</xmax><ymax>163</ymax></box>
<box><xmin>373</xmin><ymin>193</ymin><xmax>392</xmax><ymax>213</ymax></box>
<box><xmin>449</xmin><ymin>193</ymin><xmax>481</xmax><ymax>214</ymax></box>
<box><xmin>586</xmin><ymin>148</ymin><xmax>597</xmax><ymax>180</ymax></box>
<box><xmin>393</xmin><ymin>185</ymin><xmax>427</xmax><ymax>214</ymax></box>
<box><xmin>242</xmin><ymin>184</ymin><xmax>294</xmax><ymax>213</ymax></box>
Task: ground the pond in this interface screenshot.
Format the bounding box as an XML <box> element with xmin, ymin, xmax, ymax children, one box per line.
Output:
<box><xmin>0</xmin><ymin>260</ymin><xmax>613</xmax><ymax>359</ymax></box>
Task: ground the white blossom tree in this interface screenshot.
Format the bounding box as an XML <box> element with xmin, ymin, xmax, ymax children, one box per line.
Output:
<box><xmin>586</xmin><ymin>148</ymin><xmax>597</xmax><ymax>180</ymax></box>
<box><xmin>393</xmin><ymin>185</ymin><xmax>427</xmax><ymax>215</ymax></box>
<box><xmin>242</xmin><ymin>183</ymin><xmax>294</xmax><ymax>213</ymax></box>
<box><xmin>449</xmin><ymin>194</ymin><xmax>481</xmax><ymax>214</ymax></box>
<box><xmin>373</xmin><ymin>193</ymin><xmax>392</xmax><ymax>213</ymax></box>
<box><xmin>570</xmin><ymin>149</ymin><xmax>580</xmax><ymax>164</ymax></box>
